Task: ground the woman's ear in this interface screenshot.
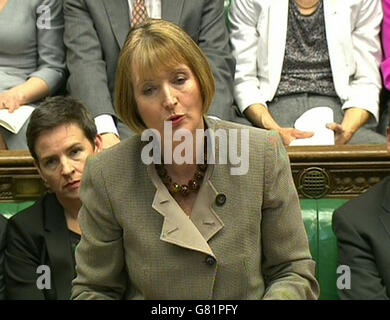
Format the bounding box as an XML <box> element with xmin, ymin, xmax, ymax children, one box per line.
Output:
<box><xmin>34</xmin><ymin>160</ymin><xmax>49</xmax><ymax>187</ymax></box>
<box><xmin>34</xmin><ymin>160</ymin><xmax>43</xmax><ymax>178</ymax></box>
<box><xmin>94</xmin><ymin>134</ymin><xmax>104</xmax><ymax>153</ymax></box>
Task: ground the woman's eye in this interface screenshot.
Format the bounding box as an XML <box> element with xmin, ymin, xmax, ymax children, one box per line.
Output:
<box><xmin>175</xmin><ymin>75</ymin><xmax>187</xmax><ymax>85</ymax></box>
<box><xmin>70</xmin><ymin>148</ymin><xmax>82</xmax><ymax>157</ymax></box>
<box><xmin>44</xmin><ymin>158</ymin><xmax>57</xmax><ymax>168</ymax></box>
<box><xmin>142</xmin><ymin>86</ymin><xmax>155</xmax><ymax>96</ymax></box>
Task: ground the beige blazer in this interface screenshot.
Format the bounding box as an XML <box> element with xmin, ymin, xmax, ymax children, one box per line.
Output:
<box><xmin>72</xmin><ymin>118</ymin><xmax>319</xmax><ymax>300</ymax></box>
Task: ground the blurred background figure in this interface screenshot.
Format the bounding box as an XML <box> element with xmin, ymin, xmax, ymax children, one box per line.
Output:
<box><xmin>0</xmin><ymin>0</ymin><xmax>66</xmax><ymax>149</ymax></box>
<box><xmin>382</xmin><ymin>0</ymin><xmax>390</xmax><ymax>91</ymax></box>
<box><xmin>229</xmin><ymin>0</ymin><xmax>385</xmax><ymax>146</ymax></box>
<box><xmin>332</xmin><ymin>114</ymin><xmax>390</xmax><ymax>299</ymax></box>
<box><xmin>378</xmin><ymin>0</ymin><xmax>390</xmax><ymax>135</ymax></box>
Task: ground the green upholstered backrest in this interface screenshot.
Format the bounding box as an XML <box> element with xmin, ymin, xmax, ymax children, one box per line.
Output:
<box><xmin>301</xmin><ymin>198</ymin><xmax>348</xmax><ymax>300</ymax></box>
<box><xmin>0</xmin><ymin>202</ymin><xmax>35</xmax><ymax>219</ymax></box>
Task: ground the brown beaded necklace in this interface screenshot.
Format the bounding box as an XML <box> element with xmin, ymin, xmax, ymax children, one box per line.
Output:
<box><xmin>156</xmin><ymin>151</ymin><xmax>208</xmax><ymax>197</ymax></box>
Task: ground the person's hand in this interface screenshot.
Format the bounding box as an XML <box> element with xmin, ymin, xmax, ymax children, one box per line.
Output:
<box><xmin>0</xmin><ymin>90</ymin><xmax>24</xmax><ymax>113</ymax></box>
<box><xmin>326</xmin><ymin>122</ymin><xmax>353</xmax><ymax>145</ymax></box>
<box><xmin>278</xmin><ymin>128</ymin><xmax>314</xmax><ymax>146</ymax></box>
<box><xmin>101</xmin><ymin>133</ymin><xmax>120</xmax><ymax>149</ymax></box>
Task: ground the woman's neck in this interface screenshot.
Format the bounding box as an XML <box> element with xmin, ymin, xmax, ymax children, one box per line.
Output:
<box><xmin>161</xmin><ymin>134</ymin><xmax>206</xmax><ymax>182</ymax></box>
<box><xmin>294</xmin><ymin>0</ymin><xmax>320</xmax><ymax>15</ymax></box>
<box><xmin>164</xmin><ymin>162</ymin><xmax>199</xmax><ymax>186</ymax></box>
<box><xmin>58</xmin><ymin>197</ymin><xmax>82</xmax><ymax>220</ymax></box>
<box><xmin>61</xmin><ymin>199</ymin><xmax>82</xmax><ymax>235</ymax></box>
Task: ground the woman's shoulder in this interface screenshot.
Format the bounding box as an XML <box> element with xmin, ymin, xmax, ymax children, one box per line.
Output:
<box><xmin>6</xmin><ymin>194</ymin><xmax>53</xmax><ymax>239</ymax></box>
<box><xmin>86</xmin><ymin>136</ymin><xmax>144</xmax><ymax>172</ymax></box>
<box><xmin>7</xmin><ymin>194</ymin><xmax>54</xmax><ymax>225</ymax></box>
<box><xmin>207</xmin><ymin>117</ymin><xmax>272</xmax><ymax>141</ymax></box>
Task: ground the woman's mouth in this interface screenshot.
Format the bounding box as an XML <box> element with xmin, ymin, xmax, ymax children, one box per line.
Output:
<box><xmin>167</xmin><ymin>114</ymin><xmax>185</xmax><ymax>126</ymax></box>
<box><xmin>65</xmin><ymin>180</ymin><xmax>81</xmax><ymax>190</ymax></box>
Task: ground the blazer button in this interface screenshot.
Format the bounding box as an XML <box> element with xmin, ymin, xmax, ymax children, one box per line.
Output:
<box><xmin>215</xmin><ymin>194</ymin><xmax>226</xmax><ymax>206</ymax></box>
<box><xmin>205</xmin><ymin>255</ymin><xmax>216</xmax><ymax>266</ymax></box>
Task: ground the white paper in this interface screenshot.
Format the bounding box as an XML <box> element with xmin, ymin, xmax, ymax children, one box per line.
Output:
<box><xmin>0</xmin><ymin>105</ymin><xmax>35</xmax><ymax>134</ymax></box>
<box><xmin>289</xmin><ymin>106</ymin><xmax>335</xmax><ymax>146</ymax></box>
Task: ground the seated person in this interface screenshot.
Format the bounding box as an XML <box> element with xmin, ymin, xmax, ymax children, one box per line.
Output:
<box><xmin>4</xmin><ymin>96</ymin><xmax>102</xmax><ymax>300</ymax></box>
<box><xmin>229</xmin><ymin>0</ymin><xmax>385</xmax><ymax>146</ymax></box>
<box><xmin>71</xmin><ymin>19</ymin><xmax>319</xmax><ymax>300</ymax></box>
<box><xmin>382</xmin><ymin>0</ymin><xmax>390</xmax><ymax>90</ymax></box>
<box><xmin>0</xmin><ymin>0</ymin><xmax>66</xmax><ymax>149</ymax></box>
<box><xmin>0</xmin><ymin>215</ymin><xmax>6</xmax><ymax>300</ymax></box>
<box><xmin>63</xmin><ymin>0</ymin><xmax>235</xmax><ymax>148</ymax></box>
<box><xmin>332</xmin><ymin>117</ymin><xmax>390</xmax><ymax>299</ymax></box>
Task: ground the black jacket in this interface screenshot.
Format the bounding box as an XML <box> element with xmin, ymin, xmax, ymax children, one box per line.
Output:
<box><xmin>332</xmin><ymin>177</ymin><xmax>390</xmax><ymax>300</ymax></box>
<box><xmin>5</xmin><ymin>193</ymin><xmax>75</xmax><ymax>300</ymax></box>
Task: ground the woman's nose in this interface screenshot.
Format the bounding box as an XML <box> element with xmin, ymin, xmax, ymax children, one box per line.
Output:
<box><xmin>61</xmin><ymin>158</ymin><xmax>74</xmax><ymax>175</ymax></box>
<box><xmin>162</xmin><ymin>85</ymin><xmax>178</xmax><ymax>109</ymax></box>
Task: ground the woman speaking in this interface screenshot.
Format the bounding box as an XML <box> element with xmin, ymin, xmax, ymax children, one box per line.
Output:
<box><xmin>72</xmin><ymin>19</ymin><xmax>319</xmax><ymax>300</ymax></box>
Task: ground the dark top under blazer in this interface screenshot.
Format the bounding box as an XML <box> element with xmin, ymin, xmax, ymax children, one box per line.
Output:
<box><xmin>333</xmin><ymin>176</ymin><xmax>390</xmax><ymax>300</ymax></box>
<box><xmin>5</xmin><ymin>193</ymin><xmax>75</xmax><ymax>300</ymax></box>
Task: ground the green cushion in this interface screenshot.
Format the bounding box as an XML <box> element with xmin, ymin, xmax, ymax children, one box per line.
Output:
<box><xmin>317</xmin><ymin>199</ymin><xmax>347</xmax><ymax>300</ymax></box>
<box><xmin>0</xmin><ymin>202</ymin><xmax>35</xmax><ymax>219</ymax></box>
<box><xmin>301</xmin><ymin>198</ymin><xmax>348</xmax><ymax>300</ymax></box>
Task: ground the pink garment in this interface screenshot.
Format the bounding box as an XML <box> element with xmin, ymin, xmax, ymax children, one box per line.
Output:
<box><xmin>382</xmin><ymin>0</ymin><xmax>390</xmax><ymax>89</ymax></box>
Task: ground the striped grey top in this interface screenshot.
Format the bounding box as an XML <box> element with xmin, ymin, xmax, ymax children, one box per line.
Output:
<box><xmin>276</xmin><ymin>0</ymin><xmax>337</xmax><ymax>97</ymax></box>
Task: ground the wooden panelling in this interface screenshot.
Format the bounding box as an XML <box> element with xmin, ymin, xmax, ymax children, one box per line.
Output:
<box><xmin>288</xmin><ymin>145</ymin><xmax>390</xmax><ymax>198</ymax></box>
<box><xmin>0</xmin><ymin>150</ymin><xmax>46</xmax><ymax>201</ymax></box>
<box><xmin>1</xmin><ymin>146</ymin><xmax>390</xmax><ymax>201</ymax></box>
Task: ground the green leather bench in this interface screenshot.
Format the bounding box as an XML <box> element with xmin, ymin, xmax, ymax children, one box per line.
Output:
<box><xmin>0</xmin><ymin>202</ymin><xmax>34</xmax><ymax>219</ymax></box>
<box><xmin>0</xmin><ymin>198</ymin><xmax>345</xmax><ymax>300</ymax></box>
<box><xmin>301</xmin><ymin>198</ymin><xmax>347</xmax><ymax>300</ymax></box>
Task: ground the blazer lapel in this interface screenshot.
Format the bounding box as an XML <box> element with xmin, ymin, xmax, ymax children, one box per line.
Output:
<box><xmin>152</xmin><ymin>187</ymin><xmax>216</xmax><ymax>257</ymax></box>
<box><xmin>148</xmin><ymin>165</ymin><xmax>216</xmax><ymax>257</ymax></box>
<box><xmin>268</xmin><ymin>0</ymin><xmax>288</xmax><ymax>92</ymax></box>
<box><xmin>190</xmin><ymin>178</ymin><xmax>224</xmax><ymax>242</ymax></box>
<box><xmin>379</xmin><ymin>180</ymin><xmax>390</xmax><ymax>239</ymax></box>
<box><xmin>102</xmin><ymin>0</ymin><xmax>130</xmax><ymax>48</ymax></box>
<box><xmin>161</xmin><ymin>0</ymin><xmax>184</xmax><ymax>25</ymax></box>
<box><xmin>43</xmin><ymin>194</ymin><xmax>74</xmax><ymax>300</ymax></box>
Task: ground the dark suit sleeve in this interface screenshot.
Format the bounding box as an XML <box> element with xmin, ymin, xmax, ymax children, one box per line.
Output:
<box><xmin>332</xmin><ymin>207</ymin><xmax>389</xmax><ymax>300</ymax></box>
<box><xmin>0</xmin><ymin>216</ymin><xmax>7</xmax><ymax>300</ymax></box>
<box><xmin>5</xmin><ymin>216</ymin><xmax>46</xmax><ymax>300</ymax></box>
<box><xmin>197</xmin><ymin>0</ymin><xmax>235</xmax><ymax>120</ymax></box>
<box><xmin>63</xmin><ymin>0</ymin><xmax>114</xmax><ymax>118</ymax></box>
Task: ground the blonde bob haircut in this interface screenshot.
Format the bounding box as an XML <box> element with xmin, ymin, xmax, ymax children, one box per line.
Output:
<box><xmin>115</xmin><ymin>19</ymin><xmax>215</xmax><ymax>135</ymax></box>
